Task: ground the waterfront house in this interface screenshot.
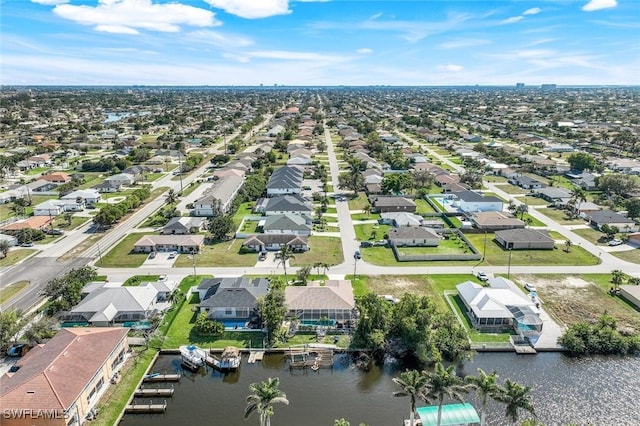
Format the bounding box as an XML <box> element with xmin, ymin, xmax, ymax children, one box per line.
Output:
<box><xmin>0</xmin><ymin>327</ymin><xmax>128</xmax><ymax>426</ymax></box>
<box><xmin>198</xmin><ymin>277</ymin><xmax>269</xmax><ymax>324</ymax></box>
<box><xmin>494</xmin><ymin>228</ymin><xmax>555</xmax><ymax>250</ymax></box>
<box><xmin>457</xmin><ymin>277</ymin><xmax>542</xmax><ymax>334</ymax></box>
<box><xmin>284</xmin><ymin>280</ymin><xmax>356</xmax><ymax>326</ymax></box>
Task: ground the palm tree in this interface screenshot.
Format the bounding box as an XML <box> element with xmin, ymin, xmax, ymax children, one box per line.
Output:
<box><xmin>393</xmin><ymin>369</ymin><xmax>430</xmax><ymax>426</ymax></box>
<box><xmin>363</xmin><ymin>203</ymin><xmax>372</xmax><ymax>218</ymax></box>
<box><xmin>507</xmin><ymin>200</ymin><xmax>517</xmax><ymax>215</ymax></box>
<box><xmin>570</xmin><ymin>187</ymin><xmax>587</xmax><ymax>216</ymax></box>
<box><xmin>165</xmin><ymin>189</ymin><xmax>178</xmax><ymax>205</ymax></box>
<box><xmin>494</xmin><ymin>379</ymin><xmax>536</xmax><ymax>425</ymax></box>
<box><xmin>466</xmin><ymin>369</ymin><xmax>500</xmax><ymax>426</ymax></box>
<box><xmin>244</xmin><ymin>377</ymin><xmax>289</xmax><ymax>426</ymax></box>
<box><xmin>516</xmin><ymin>203</ymin><xmax>528</xmax><ymax>220</ymax></box>
<box><xmin>275</xmin><ymin>245</ymin><xmax>295</xmax><ymax>283</ymax></box>
<box><xmin>611</xmin><ymin>269</ymin><xmax>626</xmax><ymax>292</ymax></box>
<box><xmin>423</xmin><ymin>362</ymin><xmax>473</xmax><ymax>426</ymax></box>
<box><xmin>564</xmin><ymin>239</ymin><xmax>572</xmax><ymax>253</ymax></box>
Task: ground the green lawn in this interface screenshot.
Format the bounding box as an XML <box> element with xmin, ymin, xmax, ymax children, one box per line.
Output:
<box><xmin>351</xmin><ymin>212</ymin><xmax>381</xmax><ymax>221</ymax></box>
<box><xmin>354</xmin><ymin>223</ymin><xmax>391</xmax><ymax>241</ymax></box>
<box><xmin>289</xmin><ymin>236</ymin><xmax>344</xmax><ymax>267</ymax></box>
<box><xmin>25</xmin><ymin>167</ymin><xmax>50</xmax><ymax>175</ymax></box>
<box><xmin>483</xmin><ymin>176</ymin><xmax>509</xmax><ymax>183</ymax></box>
<box><xmin>0</xmin><ymin>281</ymin><xmax>28</xmax><ymax>304</ymax></box>
<box><xmin>537</xmin><ymin>208</ymin><xmax>586</xmax><ymax>225</ymax></box>
<box><xmin>519</xmin><ymin>213</ymin><xmax>546</xmax><ymax>227</ymax></box>
<box><xmin>347</xmin><ymin>193</ymin><xmax>370</xmax><ymax>210</ymax></box>
<box><xmin>0</xmin><ymin>249</ymin><xmax>36</xmax><ymax>267</ymax></box>
<box><xmin>123</xmin><ymin>275</ymin><xmax>161</xmax><ymax>286</ymax></box>
<box><xmin>144</xmin><ymin>173</ymin><xmax>164</xmax><ymax>182</ymax></box>
<box><xmin>516</xmin><ymin>195</ymin><xmax>549</xmax><ymax>206</ymax></box>
<box><xmin>496</xmin><ymin>184</ymin><xmax>526</xmax><ymax>195</ymax></box>
<box><xmin>232</xmin><ymin>202</ymin><xmax>255</xmax><ymax>227</ymax></box>
<box><xmin>571</xmin><ymin>227</ymin><xmax>609</xmax><ymax>245</ymax></box>
<box><xmin>95</xmin><ymin>233</ymin><xmax>149</xmax><ymax>268</ymax></box>
<box><xmin>174</xmin><ymin>239</ymin><xmax>257</xmax><ymax>267</ymax></box>
<box><xmin>415</xmin><ymin>198</ymin><xmax>437</xmax><ymax>214</ymax></box>
<box><xmin>324</xmin><ymin>207</ymin><xmax>337</xmax><ymax>214</ymax></box>
<box><xmin>53</xmin><ymin>215</ymin><xmax>91</xmax><ymax>230</ymax></box>
<box><xmin>611</xmin><ymin>248</ymin><xmax>640</xmax><ymax>264</ymax></box>
<box><xmin>397</xmin><ymin>238</ymin><xmax>471</xmax><ymax>256</ymax></box>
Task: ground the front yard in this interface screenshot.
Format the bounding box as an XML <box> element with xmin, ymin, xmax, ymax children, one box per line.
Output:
<box><xmin>289</xmin><ymin>236</ymin><xmax>344</xmax><ymax>266</ymax></box>
<box><xmin>0</xmin><ymin>249</ymin><xmax>36</xmax><ymax>267</ymax></box>
<box><xmin>95</xmin><ymin>233</ymin><xmax>149</xmax><ymax>268</ymax></box>
<box><xmin>173</xmin><ymin>239</ymin><xmax>257</xmax><ymax>267</ymax></box>
<box><xmin>354</xmin><ymin>223</ymin><xmax>391</xmax><ymax>241</ymax></box>
<box><xmin>537</xmin><ymin>208</ymin><xmax>586</xmax><ymax>225</ymax></box>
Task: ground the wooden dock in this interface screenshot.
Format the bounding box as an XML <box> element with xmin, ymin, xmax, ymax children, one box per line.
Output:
<box><xmin>287</xmin><ymin>348</ymin><xmax>334</xmax><ymax>370</ymax></box>
<box><xmin>514</xmin><ymin>345</ymin><xmax>537</xmax><ymax>354</ymax></box>
<box><xmin>248</xmin><ymin>351</ymin><xmax>265</xmax><ymax>364</ymax></box>
<box><xmin>143</xmin><ymin>374</ymin><xmax>181</xmax><ymax>383</ymax></box>
<box><xmin>134</xmin><ymin>388</ymin><xmax>175</xmax><ymax>397</ymax></box>
<box><xmin>125</xmin><ymin>401</ymin><xmax>167</xmax><ymax>414</ymax></box>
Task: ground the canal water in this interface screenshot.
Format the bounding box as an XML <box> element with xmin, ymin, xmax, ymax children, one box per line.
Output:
<box><xmin>120</xmin><ymin>352</ymin><xmax>640</xmax><ymax>426</ymax></box>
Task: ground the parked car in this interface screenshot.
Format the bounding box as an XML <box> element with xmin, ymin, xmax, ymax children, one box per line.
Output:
<box><xmin>608</xmin><ymin>239</ymin><xmax>624</xmax><ymax>246</ymax></box>
<box><xmin>380</xmin><ymin>294</ymin><xmax>399</xmax><ymax>304</ymax></box>
<box><xmin>476</xmin><ymin>271</ymin><xmax>489</xmax><ymax>281</ymax></box>
<box><xmin>167</xmin><ymin>251</ymin><xmax>178</xmax><ymax>259</ymax></box>
<box><xmin>148</xmin><ymin>251</ymin><xmax>157</xmax><ymax>259</ymax></box>
<box><xmin>302</xmin><ymin>186</ymin><xmax>312</xmax><ymax>190</ymax></box>
<box><xmin>158</xmin><ymin>274</ymin><xmax>168</xmax><ymax>281</ymax></box>
<box><xmin>360</xmin><ymin>241</ymin><xmax>373</xmax><ymax>248</ymax></box>
<box><xmin>50</xmin><ymin>228</ymin><xmax>64</xmax><ymax>235</ymax></box>
<box><xmin>258</xmin><ymin>251</ymin><xmax>267</xmax><ymax>261</ymax></box>
<box><xmin>20</xmin><ymin>241</ymin><xmax>34</xmax><ymax>247</ymax></box>
<box><xmin>524</xmin><ymin>282</ymin><xmax>537</xmax><ymax>292</ymax></box>
<box><xmin>354</xmin><ymin>250</ymin><xmax>362</xmax><ymax>260</ymax></box>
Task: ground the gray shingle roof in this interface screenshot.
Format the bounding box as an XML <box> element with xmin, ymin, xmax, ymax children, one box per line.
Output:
<box><xmin>455</xmin><ymin>191</ymin><xmax>502</xmax><ymax>203</ymax></box>
<box><xmin>199</xmin><ymin>277</ymin><xmax>269</xmax><ymax>308</ymax></box>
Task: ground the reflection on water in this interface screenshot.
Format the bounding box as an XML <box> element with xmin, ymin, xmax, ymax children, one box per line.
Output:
<box><xmin>120</xmin><ymin>352</ymin><xmax>640</xmax><ymax>426</ymax></box>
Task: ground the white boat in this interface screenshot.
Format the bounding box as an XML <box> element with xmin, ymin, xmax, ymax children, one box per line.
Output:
<box><xmin>211</xmin><ymin>346</ymin><xmax>241</xmax><ymax>370</ymax></box>
<box><xmin>179</xmin><ymin>345</ymin><xmax>207</xmax><ymax>370</ymax></box>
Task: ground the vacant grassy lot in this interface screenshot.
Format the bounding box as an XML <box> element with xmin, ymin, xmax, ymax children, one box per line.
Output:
<box><xmin>53</xmin><ymin>215</ymin><xmax>91</xmax><ymax>230</ymax></box>
<box><xmin>0</xmin><ymin>280</ymin><xmax>28</xmax><ymax>304</ymax></box>
<box><xmin>361</xmin><ymin>246</ymin><xmax>475</xmax><ymax>267</ymax></box>
<box><xmin>537</xmin><ymin>208</ymin><xmax>585</xmax><ymax>225</ymax></box>
<box><xmin>397</xmin><ymin>238</ymin><xmax>471</xmax><ymax>256</ymax></box>
<box><xmin>232</xmin><ymin>202</ymin><xmax>255</xmax><ymax>227</ymax></box>
<box><xmin>289</xmin><ymin>236</ymin><xmax>343</xmax><ymax>267</ymax></box>
<box><xmin>95</xmin><ymin>233</ymin><xmax>149</xmax><ymax>268</ymax></box>
<box><xmin>611</xmin><ymin>248</ymin><xmax>640</xmax><ymax>264</ymax></box>
<box><xmin>496</xmin><ymin>184</ymin><xmax>526</xmax><ymax>195</ymax></box>
<box><xmin>351</xmin><ymin>212</ymin><xmax>380</xmax><ymax>221</ymax></box>
<box><xmin>0</xmin><ymin>249</ymin><xmax>36</xmax><ymax>267</ymax></box>
<box><xmin>571</xmin><ymin>227</ymin><xmax>608</xmax><ymax>245</ymax></box>
<box><xmin>354</xmin><ymin>223</ymin><xmax>391</xmax><ymax>241</ymax></box>
<box><xmin>144</xmin><ymin>173</ymin><xmax>164</xmax><ymax>182</ymax></box>
<box><xmin>347</xmin><ymin>193</ymin><xmax>370</xmax><ymax>210</ymax></box>
<box><xmin>516</xmin><ymin>196</ymin><xmax>549</xmax><ymax>206</ymax></box>
<box><xmin>415</xmin><ymin>198</ymin><xmax>437</xmax><ymax>214</ymax></box>
<box><xmin>174</xmin><ymin>239</ymin><xmax>256</xmax><ymax>267</ymax></box>
<box><xmin>517</xmin><ymin>274</ymin><xmax>640</xmax><ymax>332</ymax></box>
<box><xmin>484</xmin><ymin>176</ymin><xmax>509</xmax><ymax>183</ymax></box>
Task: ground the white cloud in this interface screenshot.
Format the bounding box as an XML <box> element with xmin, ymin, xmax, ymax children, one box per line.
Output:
<box><xmin>523</xmin><ymin>8</ymin><xmax>541</xmax><ymax>16</ymax></box>
<box><xmin>53</xmin><ymin>0</ymin><xmax>218</xmax><ymax>34</ymax></box>
<box><xmin>356</xmin><ymin>48</ymin><xmax>373</xmax><ymax>54</ymax></box>
<box><xmin>246</xmin><ymin>50</ymin><xmax>347</xmax><ymax>62</ymax></box>
<box><xmin>31</xmin><ymin>0</ymin><xmax>68</xmax><ymax>5</ymax></box>
<box><xmin>438</xmin><ymin>38</ymin><xmax>490</xmax><ymax>49</ymax></box>
<box><xmin>501</xmin><ymin>16</ymin><xmax>524</xmax><ymax>24</ymax></box>
<box><xmin>437</xmin><ymin>64</ymin><xmax>464</xmax><ymax>72</ymax></box>
<box><xmin>582</xmin><ymin>0</ymin><xmax>617</xmax><ymax>12</ymax></box>
<box><xmin>204</xmin><ymin>0</ymin><xmax>291</xmax><ymax>19</ymax></box>
<box><xmin>187</xmin><ymin>30</ymin><xmax>254</xmax><ymax>49</ymax></box>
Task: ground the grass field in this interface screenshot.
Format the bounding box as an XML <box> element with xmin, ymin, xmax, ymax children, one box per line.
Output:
<box><xmin>396</xmin><ymin>238</ymin><xmax>471</xmax><ymax>256</ymax></box>
<box><xmin>95</xmin><ymin>233</ymin><xmax>149</xmax><ymax>268</ymax></box>
<box><xmin>0</xmin><ymin>281</ymin><xmax>28</xmax><ymax>304</ymax></box>
<box><xmin>289</xmin><ymin>236</ymin><xmax>344</xmax><ymax>267</ymax></box>
<box><xmin>0</xmin><ymin>249</ymin><xmax>36</xmax><ymax>267</ymax></box>
<box><xmin>347</xmin><ymin>193</ymin><xmax>370</xmax><ymax>210</ymax></box>
<box><xmin>537</xmin><ymin>208</ymin><xmax>585</xmax><ymax>225</ymax></box>
<box><xmin>610</xmin><ymin>248</ymin><xmax>640</xmax><ymax>264</ymax></box>
<box><xmin>495</xmin><ymin>184</ymin><xmax>526</xmax><ymax>195</ymax></box>
<box><xmin>354</xmin><ymin>223</ymin><xmax>391</xmax><ymax>241</ymax></box>
<box><xmin>174</xmin><ymin>239</ymin><xmax>256</xmax><ymax>267</ymax></box>
<box><xmin>415</xmin><ymin>198</ymin><xmax>437</xmax><ymax>214</ymax></box>
<box><xmin>232</xmin><ymin>202</ymin><xmax>255</xmax><ymax>227</ymax></box>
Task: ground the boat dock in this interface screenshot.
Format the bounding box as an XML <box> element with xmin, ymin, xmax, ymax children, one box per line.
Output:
<box><xmin>143</xmin><ymin>374</ymin><xmax>181</xmax><ymax>383</ymax></box>
<box><xmin>248</xmin><ymin>351</ymin><xmax>265</xmax><ymax>364</ymax></box>
<box><xmin>125</xmin><ymin>400</ymin><xmax>167</xmax><ymax>414</ymax></box>
<box><xmin>287</xmin><ymin>346</ymin><xmax>334</xmax><ymax>371</ymax></box>
<box><xmin>514</xmin><ymin>345</ymin><xmax>537</xmax><ymax>354</ymax></box>
<box><xmin>134</xmin><ymin>388</ymin><xmax>175</xmax><ymax>397</ymax></box>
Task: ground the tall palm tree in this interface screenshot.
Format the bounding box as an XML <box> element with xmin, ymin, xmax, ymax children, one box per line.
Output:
<box><xmin>423</xmin><ymin>362</ymin><xmax>472</xmax><ymax>426</ymax></box>
<box><xmin>244</xmin><ymin>377</ymin><xmax>289</xmax><ymax>426</ymax></box>
<box><xmin>466</xmin><ymin>369</ymin><xmax>500</xmax><ymax>426</ymax></box>
<box><xmin>570</xmin><ymin>187</ymin><xmax>587</xmax><ymax>216</ymax></box>
<box><xmin>393</xmin><ymin>369</ymin><xmax>430</xmax><ymax>426</ymax></box>
<box><xmin>165</xmin><ymin>189</ymin><xmax>178</xmax><ymax>205</ymax></box>
<box><xmin>363</xmin><ymin>203</ymin><xmax>372</xmax><ymax>218</ymax></box>
<box><xmin>494</xmin><ymin>379</ymin><xmax>536</xmax><ymax>425</ymax></box>
<box><xmin>275</xmin><ymin>244</ymin><xmax>295</xmax><ymax>283</ymax></box>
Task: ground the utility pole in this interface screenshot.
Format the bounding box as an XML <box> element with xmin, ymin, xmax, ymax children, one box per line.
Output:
<box><xmin>97</xmin><ymin>242</ymin><xmax>103</xmax><ymax>264</ymax></box>
<box><xmin>178</xmin><ymin>151</ymin><xmax>184</xmax><ymax>194</ymax></box>
<box><xmin>507</xmin><ymin>247</ymin><xmax>513</xmax><ymax>279</ymax></box>
<box><xmin>482</xmin><ymin>231</ymin><xmax>487</xmax><ymax>261</ymax></box>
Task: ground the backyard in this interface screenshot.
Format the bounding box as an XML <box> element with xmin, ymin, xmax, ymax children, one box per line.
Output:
<box><xmin>354</xmin><ymin>223</ymin><xmax>392</xmax><ymax>242</ymax></box>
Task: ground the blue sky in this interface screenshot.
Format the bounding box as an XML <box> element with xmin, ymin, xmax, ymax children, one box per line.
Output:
<box><xmin>1</xmin><ymin>0</ymin><xmax>638</xmax><ymax>85</ymax></box>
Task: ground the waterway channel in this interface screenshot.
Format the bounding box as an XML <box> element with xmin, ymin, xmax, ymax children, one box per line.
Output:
<box><xmin>120</xmin><ymin>352</ymin><xmax>640</xmax><ymax>426</ymax></box>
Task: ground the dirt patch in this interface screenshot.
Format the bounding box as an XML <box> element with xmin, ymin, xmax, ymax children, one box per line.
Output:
<box><xmin>518</xmin><ymin>275</ymin><xmax>640</xmax><ymax>333</ymax></box>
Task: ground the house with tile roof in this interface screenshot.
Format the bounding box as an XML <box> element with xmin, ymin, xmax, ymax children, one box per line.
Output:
<box><xmin>0</xmin><ymin>327</ymin><xmax>128</xmax><ymax>426</ymax></box>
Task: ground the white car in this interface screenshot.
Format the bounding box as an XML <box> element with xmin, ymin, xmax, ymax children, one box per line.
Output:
<box><xmin>608</xmin><ymin>239</ymin><xmax>624</xmax><ymax>246</ymax></box>
<box><xmin>476</xmin><ymin>271</ymin><xmax>489</xmax><ymax>281</ymax></box>
<box><xmin>524</xmin><ymin>282</ymin><xmax>537</xmax><ymax>292</ymax></box>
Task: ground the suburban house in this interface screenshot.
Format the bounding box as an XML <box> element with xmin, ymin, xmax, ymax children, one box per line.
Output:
<box><xmin>262</xmin><ymin>214</ymin><xmax>312</xmax><ymax>235</ymax></box>
<box><xmin>566</xmin><ymin>171</ymin><xmax>598</xmax><ymax>190</ymax></box>
<box><xmin>192</xmin><ymin>174</ymin><xmax>244</xmax><ymax>217</ymax></box>
<box><xmin>93</xmin><ymin>181</ymin><xmax>123</xmax><ymax>193</ymax></box>
<box><xmin>287</xmin><ymin>154</ymin><xmax>312</xmax><ymax>166</ymax></box>
<box><xmin>619</xmin><ymin>286</ymin><xmax>640</xmax><ymax>310</ymax></box>
<box><xmin>371</xmin><ymin>196</ymin><xmax>417</xmax><ymax>213</ymax></box>
<box><xmin>160</xmin><ymin>217</ymin><xmax>206</xmax><ymax>235</ymax></box>
<box><xmin>533</xmin><ymin>187</ymin><xmax>572</xmax><ymax>206</ymax></box>
<box><xmin>198</xmin><ymin>277</ymin><xmax>269</xmax><ymax>325</ymax></box>
<box><xmin>61</xmin><ymin>282</ymin><xmax>171</xmax><ymax>326</ymax></box>
<box><xmin>494</xmin><ymin>228</ymin><xmax>555</xmax><ymax>250</ymax></box>
<box><xmin>1</xmin><ymin>216</ymin><xmax>54</xmax><ymax>233</ymax></box>
<box><xmin>509</xmin><ymin>175</ymin><xmax>546</xmax><ymax>189</ymax></box>
<box><xmin>262</xmin><ymin>194</ymin><xmax>313</xmax><ymax>216</ymax></box>
<box><xmin>26</xmin><ymin>179</ymin><xmax>58</xmax><ymax>194</ymax></box>
<box><xmin>0</xmin><ymin>328</ymin><xmax>128</xmax><ymax>426</ymax></box>
<box><xmin>266</xmin><ymin>166</ymin><xmax>303</xmax><ymax>197</ymax></box>
<box><xmin>40</xmin><ymin>172</ymin><xmax>71</xmax><ymax>184</ymax></box>
<box><xmin>470</xmin><ymin>211</ymin><xmax>526</xmax><ymax>231</ymax></box>
<box><xmin>133</xmin><ymin>234</ymin><xmax>205</xmax><ymax>253</ymax></box>
<box><xmin>105</xmin><ymin>173</ymin><xmax>135</xmax><ymax>187</ymax></box>
<box><xmin>456</xmin><ymin>277</ymin><xmax>542</xmax><ymax>334</ymax></box>
<box><xmin>379</xmin><ymin>212</ymin><xmax>424</xmax><ymax>227</ymax></box>
<box><xmin>33</xmin><ymin>199</ymin><xmax>65</xmax><ymax>216</ymax></box>
<box><xmin>284</xmin><ymin>280</ymin><xmax>356</xmax><ymax>326</ymax></box>
<box><xmin>61</xmin><ymin>189</ymin><xmax>101</xmax><ymax>205</ymax></box>
<box><xmin>573</xmin><ymin>201</ymin><xmax>602</xmax><ymax>216</ymax></box>
<box><xmin>242</xmin><ymin>234</ymin><xmax>309</xmax><ymax>252</ymax></box>
<box><xmin>387</xmin><ymin>227</ymin><xmax>440</xmax><ymax>247</ymax></box>
<box><xmin>584</xmin><ymin>210</ymin><xmax>638</xmax><ymax>232</ymax></box>
<box><xmin>453</xmin><ymin>191</ymin><xmax>504</xmax><ymax>213</ymax></box>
